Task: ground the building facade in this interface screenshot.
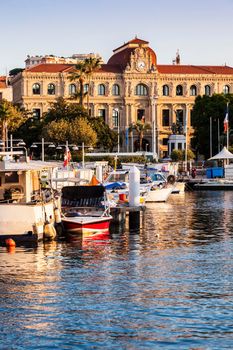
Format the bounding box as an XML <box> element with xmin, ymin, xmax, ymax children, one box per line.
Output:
<box><xmin>11</xmin><ymin>38</ymin><xmax>233</xmax><ymax>158</ymax></box>
<box><xmin>0</xmin><ymin>76</ymin><xmax>12</xmax><ymax>101</ymax></box>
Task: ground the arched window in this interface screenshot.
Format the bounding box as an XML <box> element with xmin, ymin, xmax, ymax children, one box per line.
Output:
<box><xmin>135</xmin><ymin>84</ymin><xmax>148</xmax><ymax>96</ymax></box>
<box><xmin>32</xmin><ymin>83</ymin><xmax>40</xmax><ymax>95</ymax></box>
<box><xmin>98</xmin><ymin>84</ymin><xmax>106</xmax><ymax>95</ymax></box>
<box><xmin>176</xmin><ymin>85</ymin><xmax>183</xmax><ymax>96</ymax></box>
<box><xmin>204</xmin><ymin>85</ymin><xmax>211</xmax><ymax>96</ymax></box>
<box><xmin>190</xmin><ymin>85</ymin><xmax>197</xmax><ymax>96</ymax></box>
<box><xmin>223</xmin><ymin>85</ymin><xmax>230</xmax><ymax>94</ymax></box>
<box><xmin>69</xmin><ymin>84</ymin><xmax>76</xmax><ymax>95</ymax></box>
<box><xmin>47</xmin><ymin>83</ymin><xmax>55</xmax><ymax>95</ymax></box>
<box><xmin>84</xmin><ymin>84</ymin><xmax>89</xmax><ymax>94</ymax></box>
<box><xmin>162</xmin><ymin>85</ymin><xmax>169</xmax><ymax>96</ymax></box>
<box><xmin>112</xmin><ymin>84</ymin><xmax>120</xmax><ymax>96</ymax></box>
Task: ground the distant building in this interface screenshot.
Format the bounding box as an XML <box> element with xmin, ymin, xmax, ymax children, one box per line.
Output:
<box><xmin>0</xmin><ymin>76</ymin><xmax>12</xmax><ymax>101</ymax></box>
<box><xmin>12</xmin><ymin>37</ymin><xmax>233</xmax><ymax>158</ymax></box>
<box><xmin>25</xmin><ymin>53</ymin><xmax>103</xmax><ymax>68</ymax></box>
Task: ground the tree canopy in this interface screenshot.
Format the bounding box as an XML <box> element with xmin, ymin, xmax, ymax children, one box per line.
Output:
<box><xmin>0</xmin><ymin>99</ymin><xmax>29</xmax><ymax>146</ymax></box>
<box><xmin>41</xmin><ymin>97</ymin><xmax>117</xmax><ymax>150</ymax></box>
<box><xmin>191</xmin><ymin>94</ymin><xmax>233</xmax><ymax>159</ymax></box>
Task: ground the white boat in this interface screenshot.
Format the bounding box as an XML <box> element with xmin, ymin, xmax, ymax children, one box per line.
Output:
<box><xmin>142</xmin><ymin>186</ymin><xmax>173</xmax><ymax>202</ymax></box>
<box><xmin>104</xmin><ymin>169</ymin><xmax>172</xmax><ymax>203</ymax></box>
<box><xmin>0</xmin><ymin>155</ymin><xmax>61</xmax><ymax>244</ymax></box>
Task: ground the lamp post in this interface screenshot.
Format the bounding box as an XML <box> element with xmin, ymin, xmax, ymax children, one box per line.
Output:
<box><xmin>30</xmin><ymin>138</ymin><xmax>55</xmax><ymax>161</ymax></box>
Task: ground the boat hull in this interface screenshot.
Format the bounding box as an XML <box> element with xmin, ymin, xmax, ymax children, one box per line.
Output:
<box><xmin>0</xmin><ymin>201</ymin><xmax>56</xmax><ymax>243</ymax></box>
<box><xmin>62</xmin><ymin>216</ymin><xmax>112</xmax><ymax>237</ymax></box>
<box><xmin>145</xmin><ymin>187</ymin><xmax>172</xmax><ymax>202</ymax></box>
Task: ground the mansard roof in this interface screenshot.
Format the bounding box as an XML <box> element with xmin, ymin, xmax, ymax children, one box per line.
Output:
<box><xmin>22</xmin><ymin>61</ymin><xmax>233</xmax><ymax>76</ymax></box>
<box><xmin>26</xmin><ymin>64</ymin><xmax>73</xmax><ymax>73</ymax></box>
<box><xmin>157</xmin><ymin>65</ymin><xmax>233</xmax><ymax>75</ymax></box>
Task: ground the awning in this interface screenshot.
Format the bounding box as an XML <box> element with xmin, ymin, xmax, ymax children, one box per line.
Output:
<box><xmin>208</xmin><ymin>147</ymin><xmax>233</xmax><ymax>160</ymax></box>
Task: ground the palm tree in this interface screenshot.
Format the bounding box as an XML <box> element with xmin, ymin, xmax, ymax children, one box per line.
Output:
<box><xmin>128</xmin><ymin>119</ymin><xmax>151</xmax><ymax>151</ymax></box>
<box><xmin>68</xmin><ymin>57</ymin><xmax>101</xmax><ymax>109</ymax></box>
<box><xmin>68</xmin><ymin>61</ymin><xmax>87</xmax><ymax>107</ymax></box>
<box><xmin>84</xmin><ymin>57</ymin><xmax>101</xmax><ymax>114</ymax></box>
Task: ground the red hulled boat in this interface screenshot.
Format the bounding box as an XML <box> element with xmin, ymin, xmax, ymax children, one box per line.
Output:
<box><xmin>61</xmin><ymin>185</ymin><xmax>112</xmax><ymax>239</ymax></box>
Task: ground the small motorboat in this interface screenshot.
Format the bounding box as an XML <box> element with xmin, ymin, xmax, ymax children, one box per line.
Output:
<box><xmin>61</xmin><ymin>185</ymin><xmax>112</xmax><ymax>238</ymax></box>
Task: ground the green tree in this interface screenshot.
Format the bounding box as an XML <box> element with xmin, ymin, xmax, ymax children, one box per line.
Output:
<box><xmin>42</xmin><ymin>117</ymin><xmax>97</xmax><ymax>146</ymax></box>
<box><xmin>192</xmin><ymin>94</ymin><xmax>233</xmax><ymax>159</ymax></box>
<box><xmin>0</xmin><ymin>99</ymin><xmax>29</xmax><ymax>148</ymax></box>
<box><xmin>88</xmin><ymin>116</ymin><xmax>117</xmax><ymax>151</ymax></box>
<box><xmin>43</xmin><ymin>97</ymin><xmax>88</xmax><ymax>124</ymax></box>
<box><xmin>68</xmin><ymin>118</ymin><xmax>97</xmax><ymax>145</ymax></box>
<box><xmin>128</xmin><ymin>120</ymin><xmax>151</xmax><ymax>151</ymax></box>
<box><xmin>9</xmin><ymin>68</ymin><xmax>24</xmax><ymax>77</ymax></box>
<box><xmin>170</xmin><ymin>149</ymin><xmax>183</xmax><ymax>162</ymax></box>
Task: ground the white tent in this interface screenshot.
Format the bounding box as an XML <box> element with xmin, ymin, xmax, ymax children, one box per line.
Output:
<box><xmin>208</xmin><ymin>147</ymin><xmax>233</xmax><ymax>160</ymax></box>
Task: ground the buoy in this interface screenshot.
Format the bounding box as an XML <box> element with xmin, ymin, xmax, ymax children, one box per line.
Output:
<box><xmin>44</xmin><ymin>221</ymin><xmax>56</xmax><ymax>240</ymax></box>
<box><xmin>5</xmin><ymin>238</ymin><xmax>16</xmax><ymax>247</ymax></box>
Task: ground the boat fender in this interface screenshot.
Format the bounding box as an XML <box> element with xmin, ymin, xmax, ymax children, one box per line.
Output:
<box><xmin>54</xmin><ymin>207</ymin><xmax>62</xmax><ymax>224</ymax></box>
<box><xmin>44</xmin><ymin>221</ymin><xmax>56</xmax><ymax>241</ymax></box>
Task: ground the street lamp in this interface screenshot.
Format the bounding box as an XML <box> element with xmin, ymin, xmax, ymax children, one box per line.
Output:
<box><xmin>30</xmin><ymin>138</ymin><xmax>55</xmax><ymax>161</ymax></box>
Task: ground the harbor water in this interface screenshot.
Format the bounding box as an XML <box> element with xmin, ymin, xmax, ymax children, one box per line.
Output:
<box><xmin>1</xmin><ymin>191</ymin><xmax>233</xmax><ymax>349</ymax></box>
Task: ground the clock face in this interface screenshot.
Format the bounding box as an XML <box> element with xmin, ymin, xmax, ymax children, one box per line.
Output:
<box><xmin>137</xmin><ymin>60</ymin><xmax>146</xmax><ymax>70</ymax></box>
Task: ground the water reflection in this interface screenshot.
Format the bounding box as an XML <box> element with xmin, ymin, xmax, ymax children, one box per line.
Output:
<box><xmin>0</xmin><ymin>192</ymin><xmax>233</xmax><ymax>349</ymax></box>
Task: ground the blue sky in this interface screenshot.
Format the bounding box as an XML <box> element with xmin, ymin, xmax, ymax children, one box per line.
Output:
<box><xmin>1</xmin><ymin>0</ymin><xmax>233</xmax><ymax>75</ymax></box>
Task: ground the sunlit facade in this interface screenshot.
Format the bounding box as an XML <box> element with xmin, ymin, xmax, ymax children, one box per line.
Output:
<box><xmin>11</xmin><ymin>38</ymin><xmax>233</xmax><ymax>158</ymax></box>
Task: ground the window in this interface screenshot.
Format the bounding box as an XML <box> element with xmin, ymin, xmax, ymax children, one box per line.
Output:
<box><xmin>135</xmin><ymin>84</ymin><xmax>148</xmax><ymax>96</ymax></box>
<box><xmin>137</xmin><ymin>109</ymin><xmax>145</xmax><ymax>121</ymax></box>
<box><xmin>223</xmin><ymin>85</ymin><xmax>230</xmax><ymax>94</ymax></box>
<box><xmin>162</xmin><ymin>85</ymin><xmax>169</xmax><ymax>96</ymax></box>
<box><xmin>190</xmin><ymin>85</ymin><xmax>197</xmax><ymax>96</ymax></box>
<box><xmin>69</xmin><ymin>84</ymin><xmax>76</xmax><ymax>95</ymax></box>
<box><xmin>162</xmin><ymin>109</ymin><xmax>170</xmax><ymax>126</ymax></box>
<box><xmin>98</xmin><ymin>109</ymin><xmax>106</xmax><ymax>122</ymax></box>
<box><xmin>84</xmin><ymin>84</ymin><xmax>89</xmax><ymax>94</ymax></box>
<box><xmin>32</xmin><ymin>108</ymin><xmax>41</xmax><ymax>120</ymax></box>
<box><xmin>98</xmin><ymin>84</ymin><xmax>105</xmax><ymax>95</ymax></box>
<box><xmin>47</xmin><ymin>83</ymin><xmax>55</xmax><ymax>95</ymax></box>
<box><xmin>112</xmin><ymin>84</ymin><xmax>120</xmax><ymax>96</ymax></box>
<box><xmin>5</xmin><ymin>172</ymin><xmax>19</xmax><ymax>183</ymax></box>
<box><xmin>112</xmin><ymin>109</ymin><xmax>119</xmax><ymax>128</ymax></box>
<box><xmin>32</xmin><ymin>83</ymin><xmax>40</xmax><ymax>95</ymax></box>
<box><xmin>204</xmin><ymin>85</ymin><xmax>211</xmax><ymax>96</ymax></box>
<box><xmin>176</xmin><ymin>85</ymin><xmax>183</xmax><ymax>96</ymax></box>
<box><xmin>162</xmin><ymin>138</ymin><xmax>168</xmax><ymax>146</ymax></box>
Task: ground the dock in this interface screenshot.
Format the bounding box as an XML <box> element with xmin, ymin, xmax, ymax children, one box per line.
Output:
<box><xmin>110</xmin><ymin>205</ymin><xmax>146</xmax><ymax>230</ymax></box>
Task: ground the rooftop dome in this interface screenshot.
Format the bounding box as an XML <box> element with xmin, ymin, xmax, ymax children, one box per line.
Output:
<box><xmin>107</xmin><ymin>38</ymin><xmax>157</xmax><ymax>70</ymax></box>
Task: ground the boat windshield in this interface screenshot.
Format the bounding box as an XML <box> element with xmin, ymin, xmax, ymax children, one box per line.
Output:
<box><xmin>106</xmin><ymin>172</ymin><xmax>129</xmax><ymax>183</ymax></box>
